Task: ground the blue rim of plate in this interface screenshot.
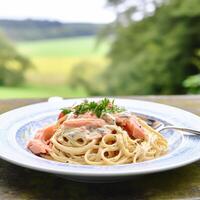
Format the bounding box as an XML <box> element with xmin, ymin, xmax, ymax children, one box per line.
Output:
<box><xmin>0</xmin><ymin>98</ymin><xmax>200</xmax><ymax>177</ymax></box>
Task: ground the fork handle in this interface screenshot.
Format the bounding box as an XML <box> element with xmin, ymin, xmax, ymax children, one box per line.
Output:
<box><xmin>159</xmin><ymin>126</ymin><xmax>200</xmax><ymax>135</ymax></box>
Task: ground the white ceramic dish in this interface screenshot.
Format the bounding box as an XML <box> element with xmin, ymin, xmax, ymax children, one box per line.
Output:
<box><xmin>0</xmin><ymin>98</ymin><xmax>200</xmax><ymax>182</ymax></box>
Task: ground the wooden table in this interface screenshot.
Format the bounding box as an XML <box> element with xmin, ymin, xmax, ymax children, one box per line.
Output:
<box><xmin>0</xmin><ymin>96</ymin><xmax>200</xmax><ymax>200</ymax></box>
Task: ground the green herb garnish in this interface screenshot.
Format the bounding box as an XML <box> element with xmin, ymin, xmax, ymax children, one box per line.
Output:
<box><xmin>60</xmin><ymin>108</ymin><xmax>72</xmax><ymax>115</ymax></box>
<box><xmin>61</xmin><ymin>98</ymin><xmax>125</xmax><ymax>118</ymax></box>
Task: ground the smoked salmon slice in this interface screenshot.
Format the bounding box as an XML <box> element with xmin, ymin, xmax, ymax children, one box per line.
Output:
<box><xmin>63</xmin><ymin>118</ymin><xmax>106</xmax><ymax>128</ymax></box>
<box><xmin>27</xmin><ymin>125</ymin><xmax>56</xmax><ymax>154</ymax></box>
<box><xmin>116</xmin><ymin>116</ymin><xmax>145</xmax><ymax>139</ymax></box>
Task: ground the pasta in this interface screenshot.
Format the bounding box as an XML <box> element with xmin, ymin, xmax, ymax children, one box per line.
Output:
<box><xmin>27</xmin><ymin>98</ymin><xmax>168</xmax><ymax>165</ymax></box>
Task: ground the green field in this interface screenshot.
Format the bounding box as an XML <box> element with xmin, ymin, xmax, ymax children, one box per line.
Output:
<box><xmin>0</xmin><ymin>85</ymin><xmax>87</xmax><ymax>99</ymax></box>
<box><xmin>17</xmin><ymin>36</ymin><xmax>109</xmax><ymax>85</ymax></box>
<box><xmin>17</xmin><ymin>36</ymin><xmax>108</xmax><ymax>58</ymax></box>
<box><xmin>0</xmin><ymin>36</ymin><xmax>109</xmax><ymax>99</ymax></box>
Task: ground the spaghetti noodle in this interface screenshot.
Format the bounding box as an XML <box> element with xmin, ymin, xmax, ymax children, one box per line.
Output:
<box><xmin>27</xmin><ymin>99</ymin><xmax>168</xmax><ymax>165</ymax></box>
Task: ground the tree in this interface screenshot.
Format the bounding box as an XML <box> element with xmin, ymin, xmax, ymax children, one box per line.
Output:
<box><xmin>0</xmin><ymin>32</ymin><xmax>32</xmax><ymax>86</ymax></box>
<box><xmin>68</xmin><ymin>60</ymin><xmax>106</xmax><ymax>95</ymax></box>
<box><xmin>101</xmin><ymin>0</ymin><xmax>200</xmax><ymax>95</ymax></box>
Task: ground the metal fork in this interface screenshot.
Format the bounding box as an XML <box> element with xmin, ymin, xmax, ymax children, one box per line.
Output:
<box><xmin>138</xmin><ymin>115</ymin><xmax>200</xmax><ymax>135</ymax></box>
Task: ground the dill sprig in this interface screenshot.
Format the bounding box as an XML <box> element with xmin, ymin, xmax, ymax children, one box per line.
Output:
<box><xmin>61</xmin><ymin>98</ymin><xmax>125</xmax><ymax>118</ymax></box>
<box><xmin>60</xmin><ymin>108</ymin><xmax>71</xmax><ymax>115</ymax></box>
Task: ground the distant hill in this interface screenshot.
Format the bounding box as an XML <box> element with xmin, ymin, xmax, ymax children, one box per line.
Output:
<box><xmin>0</xmin><ymin>19</ymin><xmax>104</xmax><ymax>41</ymax></box>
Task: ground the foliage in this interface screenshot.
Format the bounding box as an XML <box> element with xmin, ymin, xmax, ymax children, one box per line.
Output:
<box><xmin>67</xmin><ymin>60</ymin><xmax>107</xmax><ymax>95</ymax></box>
<box><xmin>183</xmin><ymin>50</ymin><xmax>200</xmax><ymax>93</ymax></box>
<box><xmin>183</xmin><ymin>74</ymin><xmax>200</xmax><ymax>94</ymax></box>
<box><xmin>98</xmin><ymin>0</ymin><xmax>200</xmax><ymax>95</ymax></box>
<box><xmin>0</xmin><ymin>33</ymin><xmax>32</xmax><ymax>86</ymax></box>
<box><xmin>0</xmin><ymin>19</ymin><xmax>103</xmax><ymax>41</ymax></box>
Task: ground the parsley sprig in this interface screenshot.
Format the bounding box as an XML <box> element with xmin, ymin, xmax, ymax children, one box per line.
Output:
<box><xmin>61</xmin><ymin>98</ymin><xmax>125</xmax><ymax>118</ymax></box>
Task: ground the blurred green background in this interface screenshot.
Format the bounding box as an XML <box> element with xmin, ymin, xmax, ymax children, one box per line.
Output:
<box><xmin>0</xmin><ymin>0</ymin><xmax>199</xmax><ymax>99</ymax></box>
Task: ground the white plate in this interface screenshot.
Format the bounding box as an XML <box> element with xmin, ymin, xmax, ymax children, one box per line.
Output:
<box><xmin>0</xmin><ymin>98</ymin><xmax>200</xmax><ymax>182</ymax></box>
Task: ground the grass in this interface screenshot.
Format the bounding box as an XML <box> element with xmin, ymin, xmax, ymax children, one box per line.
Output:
<box><xmin>0</xmin><ymin>85</ymin><xmax>87</xmax><ymax>99</ymax></box>
<box><xmin>1</xmin><ymin>36</ymin><xmax>109</xmax><ymax>98</ymax></box>
<box><xmin>25</xmin><ymin>57</ymin><xmax>108</xmax><ymax>85</ymax></box>
<box><xmin>17</xmin><ymin>36</ymin><xmax>109</xmax><ymax>85</ymax></box>
<box><xmin>17</xmin><ymin>36</ymin><xmax>109</xmax><ymax>58</ymax></box>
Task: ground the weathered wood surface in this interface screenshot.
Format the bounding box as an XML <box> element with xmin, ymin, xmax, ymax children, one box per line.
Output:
<box><xmin>0</xmin><ymin>96</ymin><xmax>200</xmax><ymax>200</ymax></box>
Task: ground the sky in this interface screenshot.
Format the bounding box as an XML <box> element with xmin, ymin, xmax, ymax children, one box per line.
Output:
<box><xmin>0</xmin><ymin>0</ymin><xmax>116</xmax><ymax>23</ymax></box>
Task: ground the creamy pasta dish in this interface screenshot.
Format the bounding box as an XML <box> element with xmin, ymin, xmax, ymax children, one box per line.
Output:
<box><xmin>27</xmin><ymin>98</ymin><xmax>168</xmax><ymax>165</ymax></box>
